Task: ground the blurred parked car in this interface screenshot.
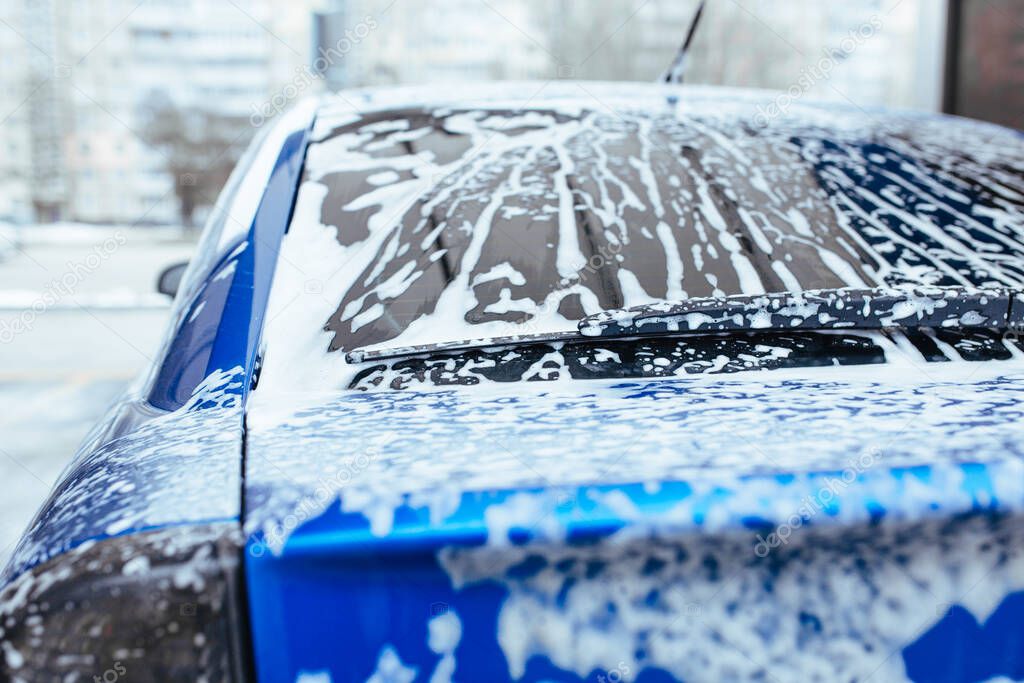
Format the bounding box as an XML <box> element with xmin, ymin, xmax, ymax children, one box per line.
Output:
<box><xmin>2</xmin><ymin>82</ymin><xmax>1024</xmax><ymax>682</ymax></box>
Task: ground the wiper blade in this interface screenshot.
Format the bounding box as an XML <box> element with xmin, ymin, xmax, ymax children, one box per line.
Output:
<box><xmin>344</xmin><ymin>330</ymin><xmax>584</xmax><ymax>364</ymax></box>
<box><xmin>344</xmin><ymin>286</ymin><xmax>1021</xmax><ymax>364</ymax></box>
<box><xmin>579</xmin><ymin>286</ymin><xmax>1021</xmax><ymax>338</ymax></box>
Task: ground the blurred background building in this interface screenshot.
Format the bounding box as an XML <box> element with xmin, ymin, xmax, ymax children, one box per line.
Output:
<box><xmin>0</xmin><ymin>0</ymin><xmax>316</xmax><ymax>226</ymax></box>
<box><xmin>0</xmin><ymin>0</ymin><xmax>1018</xmax><ymax>229</ymax></box>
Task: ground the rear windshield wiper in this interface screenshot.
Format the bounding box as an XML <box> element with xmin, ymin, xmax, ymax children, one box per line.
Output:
<box><xmin>346</xmin><ymin>286</ymin><xmax>1021</xmax><ymax>363</ymax></box>
<box><xmin>346</xmin><ymin>330</ymin><xmax>584</xmax><ymax>364</ymax></box>
<box><xmin>580</xmin><ymin>286</ymin><xmax>1021</xmax><ymax>337</ymax></box>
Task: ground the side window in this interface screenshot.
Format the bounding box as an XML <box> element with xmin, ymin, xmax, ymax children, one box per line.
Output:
<box><xmin>144</xmin><ymin>123</ymin><xmax>271</xmax><ymax>410</ymax></box>
<box><xmin>142</xmin><ymin>102</ymin><xmax>314</xmax><ymax>411</ymax></box>
<box><xmin>147</xmin><ymin>244</ymin><xmax>245</xmax><ymax>411</ymax></box>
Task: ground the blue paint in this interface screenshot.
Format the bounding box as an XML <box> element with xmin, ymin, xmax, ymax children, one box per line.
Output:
<box><xmin>903</xmin><ymin>592</ymin><xmax>1024</xmax><ymax>682</ymax></box>
<box><xmin>960</xmin><ymin>462</ymin><xmax>999</xmax><ymax>509</ymax></box>
<box><xmin>245</xmin><ymin>453</ymin><xmax>1024</xmax><ymax>681</ymax></box>
<box><xmin>247</xmin><ymin>501</ymin><xmax>688</xmax><ymax>683</ymax></box>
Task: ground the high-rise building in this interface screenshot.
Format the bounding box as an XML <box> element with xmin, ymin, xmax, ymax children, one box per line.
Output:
<box><xmin>315</xmin><ymin>0</ymin><xmax>549</xmax><ymax>88</ymax></box>
<box><xmin>1</xmin><ymin>0</ymin><xmax>949</xmax><ymax>226</ymax></box>
<box><xmin>315</xmin><ymin>0</ymin><xmax>943</xmax><ymax>112</ymax></box>
<box><xmin>0</xmin><ymin>0</ymin><xmax>36</xmax><ymax>223</ymax></box>
<box><xmin>2</xmin><ymin>0</ymin><xmax>317</xmax><ymax>225</ymax></box>
<box><xmin>0</xmin><ymin>0</ymin><xmax>70</xmax><ymax>223</ymax></box>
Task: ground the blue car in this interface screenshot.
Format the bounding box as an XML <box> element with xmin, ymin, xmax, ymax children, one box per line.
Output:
<box><xmin>2</xmin><ymin>82</ymin><xmax>1024</xmax><ymax>683</ymax></box>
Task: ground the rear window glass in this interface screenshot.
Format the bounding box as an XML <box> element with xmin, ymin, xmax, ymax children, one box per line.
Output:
<box><xmin>313</xmin><ymin>102</ymin><xmax>870</xmax><ymax>355</ymax></box>
<box><xmin>256</xmin><ymin>84</ymin><xmax>1024</xmax><ymax>393</ymax></box>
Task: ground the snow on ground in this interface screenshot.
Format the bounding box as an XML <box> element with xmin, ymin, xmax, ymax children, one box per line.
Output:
<box><xmin>0</xmin><ymin>223</ymin><xmax>194</xmax><ymax>309</ymax></box>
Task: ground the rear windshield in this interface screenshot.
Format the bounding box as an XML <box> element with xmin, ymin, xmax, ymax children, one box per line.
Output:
<box><xmin>294</xmin><ymin>92</ymin><xmax>1023</xmax><ymax>359</ymax></box>
<box><xmin>255</xmin><ymin>85</ymin><xmax>1024</xmax><ymax>396</ymax></box>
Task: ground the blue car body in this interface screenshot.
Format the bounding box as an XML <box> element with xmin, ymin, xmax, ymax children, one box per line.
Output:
<box><xmin>2</xmin><ymin>83</ymin><xmax>1024</xmax><ymax>683</ymax></box>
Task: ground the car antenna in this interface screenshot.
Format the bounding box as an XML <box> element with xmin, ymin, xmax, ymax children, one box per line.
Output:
<box><xmin>661</xmin><ymin>0</ymin><xmax>707</xmax><ymax>84</ymax></box>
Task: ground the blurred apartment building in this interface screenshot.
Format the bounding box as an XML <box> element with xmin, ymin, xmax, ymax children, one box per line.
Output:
<box><xmin>684</xmin><ymin>0</ymin><xmax>944</xmax><ymax>109</ymax></box>
<box><xmin>316</xmin><ymin>0</ymin><xmax>943</xmax><ymax>108</ymax></box>
<box><xmin>0</xmin><ymin>0</ymin><xmax>986</xmax><ymax>227</ymax></box>
<box><xmin>313</xmin><ymin>0</ymin><xmax>550</xmax><ymax>90</ymax></box>
<box><xmin>0</xmin><ymin>0</ymin><xmax>314</xmax><ymax>225</ymax></box>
